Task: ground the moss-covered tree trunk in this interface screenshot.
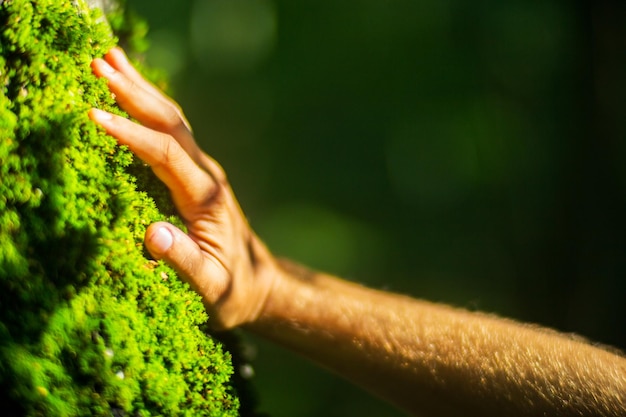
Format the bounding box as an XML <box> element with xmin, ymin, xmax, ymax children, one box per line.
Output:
<box><xmin>0</xmin><ymin>1</ymin><xmax>243</xmax><ymax>415</ymax></box>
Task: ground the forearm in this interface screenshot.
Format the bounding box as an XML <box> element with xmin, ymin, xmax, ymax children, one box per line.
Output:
<box><xmin>247</xmin><ymin>260</ymin><xmax>626</xmax><ymax>417</ymax></box>
<box><xmin>92</xmin><ymin>46</ymin><xmax>625</xmax><ymax>417</ymax></box>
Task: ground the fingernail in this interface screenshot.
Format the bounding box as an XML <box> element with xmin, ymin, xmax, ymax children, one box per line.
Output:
<box><xmin>89</xmin><ymin>108</ymin><xmax>113</xmax><ymax>122</ymax></box>
<box><xmin>98</xmin><ymin>58</ymin><xmax>116</xmax><ymax>75</ymax></box>
<box><xmin>112</xmin><ymin>47</ymin><xmax>129</xmax><ymax>64</ymax></box>
<box><xmin>151</xmin><ymin>227</ymin><xmax>173</xmax><ymax>254</ymax></box>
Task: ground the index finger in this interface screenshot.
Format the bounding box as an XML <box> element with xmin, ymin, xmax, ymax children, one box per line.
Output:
<box><xmin>89</xmin><ymin>108</ymin><xmax>219</xmax><ymax>217</ymax></box>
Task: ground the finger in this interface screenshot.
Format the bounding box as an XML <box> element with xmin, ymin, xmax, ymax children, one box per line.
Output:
<box><xmin>89</xmin><ymin>108</ymin><xmax>217</xmax><ymax>212</ymax></box>
<box><xmin>91</xmin><ymin>57</ymin><xmax>200</xmax><ymax>164</ymax></box>
<box><xmin>105</xmin><ymin>48</ymin><xmax>166</xmax><ymax>101</ymax></box>
<box><xmin>145</xmin><ymin>222</ymin><xmax>228</xmax><ymax>306</ymax></box>
<box><xmin>105</xmin><ymin>47</ymin><xmax>192</xmax><ymax>131</ymax></box>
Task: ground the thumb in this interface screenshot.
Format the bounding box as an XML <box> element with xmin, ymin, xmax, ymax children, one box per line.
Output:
<box><xmin>144</xmin><ymin>221</ymin><xmax>205</xmax><ymax>284</ymax></box>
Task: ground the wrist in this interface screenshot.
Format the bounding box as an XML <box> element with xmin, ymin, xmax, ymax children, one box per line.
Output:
<box><xmin>245</xmin><ymin>258</ymin><xmax>305</xmax><ymax>330</ymax></box>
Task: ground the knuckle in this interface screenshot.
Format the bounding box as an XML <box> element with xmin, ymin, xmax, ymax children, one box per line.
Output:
<box><xmin>203</xmin><ymin>180</ymin><xmax>224</xmax><ymax>206</ymax></box>
<box><xmin>178</xmin><ymin>250</ymin><xmax>198</xmax><ymax>278</ymax></box>
<box><xmin>202</xmin><ymin>156</ymin><xmax>228</xmax><ymax>186</ymax></box>
<box><xmin>125</xmin><ymin>78</ymin><xmax>142</xmax><ymax>96</ymax></box>
<box><xmin>160</xmin><ymin>136</ymin><xmax>175</xmax><ymax>163</ymax></box>
<box><xmin>160</xmin><ymin>105</ymin><xmax>185</xmax><ymax>132</ymax></box>
<box><xmin>161</xmin><ymin>136</ymin><xmax>184</xmax><ymax>164</ymax></box>
<box><xmin>151</xmin><ymin>135</ymin><xmax>180</xmax><ymax>170</ymax></box>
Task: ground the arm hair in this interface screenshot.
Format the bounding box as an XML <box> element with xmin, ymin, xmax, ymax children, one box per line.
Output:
<box><xmin>248</xmin><ymin>260</ymin><xmax>626</xmax><ymax>417</ymax></box>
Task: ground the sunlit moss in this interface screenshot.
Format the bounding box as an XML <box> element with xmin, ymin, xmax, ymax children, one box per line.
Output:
<box><xmin>0</xmin><ymin>0</ymin><xmax>239</xmax><ymax>415</ymax></box>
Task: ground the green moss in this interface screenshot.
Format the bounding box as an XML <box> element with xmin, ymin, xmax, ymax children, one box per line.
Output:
<box><xmin>0</xmin><ymin>0</ymin><xmax>241</xmax><ymax>415</ymax></box>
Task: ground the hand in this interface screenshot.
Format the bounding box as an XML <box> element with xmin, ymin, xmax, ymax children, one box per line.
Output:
<box><xmin>89</xmin><ymin>48</ymin><xmax>277</xmax><ymax>329</ymax></box>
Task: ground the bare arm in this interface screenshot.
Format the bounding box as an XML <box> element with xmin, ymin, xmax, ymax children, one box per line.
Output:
<box><xmin>251</xmin><ymin>259</ymin><xmax>626</xmax><ymax>417</ymax></box>
<box><xmin>89</xmin><ymin>48</ymin><xmax>626</xmax><ymax>417</ymax></box>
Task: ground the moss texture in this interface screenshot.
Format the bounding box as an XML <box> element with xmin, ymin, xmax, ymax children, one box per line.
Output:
<box><xmin>0</xmin><ymin>0</ymin><xmax>241</xmax><ymax>415</ymax></box>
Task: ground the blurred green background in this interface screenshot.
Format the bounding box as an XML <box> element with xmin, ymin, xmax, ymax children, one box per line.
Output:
<box><xmin>125</xmin><ymin>0</ymin><xmax>625</xmax><ymax>415</ymax></box>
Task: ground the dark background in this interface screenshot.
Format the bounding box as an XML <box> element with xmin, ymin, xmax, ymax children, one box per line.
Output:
<box><xmin>126</xmin><ymin>0</ymin><xmax>626</xmax><ymax>415</ymax></box>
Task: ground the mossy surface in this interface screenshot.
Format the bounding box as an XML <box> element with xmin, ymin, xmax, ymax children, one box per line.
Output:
<box><xmin>0</xmin><ymin>0</ymin><xmax>240</xmax><ymax>415</ymax></box>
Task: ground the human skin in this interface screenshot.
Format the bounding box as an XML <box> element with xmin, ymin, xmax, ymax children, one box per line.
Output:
<box><xmin>89</xmin><ymin>48</ymin><xmax>626</xmax><ymax>417</ymax></box>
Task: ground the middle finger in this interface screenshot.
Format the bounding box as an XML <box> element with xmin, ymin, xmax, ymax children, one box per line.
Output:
<box><xmin>91</xmin><ymin>58</ymin><xmax>202</xmax><ymax>166</ymax></box>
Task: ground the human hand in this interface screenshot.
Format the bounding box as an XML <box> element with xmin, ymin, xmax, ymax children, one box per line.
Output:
<box><xmin>89</xmin><ymin>48</ymin><xmax>277</xmax><ymax>329</ymax></box>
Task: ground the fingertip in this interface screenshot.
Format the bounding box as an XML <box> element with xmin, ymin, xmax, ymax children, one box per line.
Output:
<box><xmin>106</xmin><ymin>46</ymin><xmax>132</xmax><ymax>71</ymax></box>
<box><xmin>109</xmin><ymin>46</ymin><xmax>128</xmax><ymax>60</ymax></box>
<box><xmin>90</xmin><ymin>57</ymin><xmax>102</xmax><ymax>76</ymax></box>
<box><xmin>93</xmin><ymin>58</ymin><xmax>117</xmax><ymax>80</ymax></box>
<box><xmin>88</xmin><ymin>108</ymin><xmax>113</xmax><ymax>123</ymax></box>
